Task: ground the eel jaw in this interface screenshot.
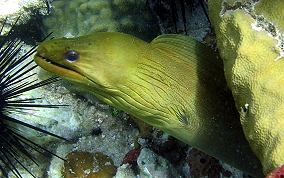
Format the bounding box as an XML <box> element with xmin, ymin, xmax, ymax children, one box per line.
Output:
<box><xmin>34</xmin><ymin>53</ymin><xmax>86</xmax><ymax>83</ymax></box>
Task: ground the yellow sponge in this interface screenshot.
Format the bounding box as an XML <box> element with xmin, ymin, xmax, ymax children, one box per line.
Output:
<box><xmin>209</xmin><ymin>0</ymin><xmax>284</xmax><ymax>174</ymax></box>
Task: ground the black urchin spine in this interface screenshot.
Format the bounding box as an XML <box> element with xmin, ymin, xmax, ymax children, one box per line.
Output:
<box><xmin>0</xmin><ymin>18</ymin><xmax>65</xmax><ymax>178</ymax></box>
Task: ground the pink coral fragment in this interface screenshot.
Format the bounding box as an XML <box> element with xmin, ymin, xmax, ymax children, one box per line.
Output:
<box><xmin>266</xmin><ymin>165</ymin><xmax>284</xmax><ymax>178</ymax></box>
<box><xmin>121</xmin><ymin>148</ymin><xmax>141</xmax><ymax>165</ymax></box>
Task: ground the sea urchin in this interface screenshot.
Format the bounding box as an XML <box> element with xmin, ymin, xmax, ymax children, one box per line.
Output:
<box><xmin>0</xmin><ymin>19</ymin><xmax>65</xmax><ymax>178</ymax></box>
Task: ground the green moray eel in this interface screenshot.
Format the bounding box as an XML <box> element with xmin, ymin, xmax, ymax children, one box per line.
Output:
<box><xmin>34</xmin><ymin>32</ymin><xmax>264</xmax><ymax>177</ymax></box>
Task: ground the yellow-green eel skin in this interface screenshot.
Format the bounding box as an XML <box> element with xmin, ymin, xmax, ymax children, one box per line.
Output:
<box><xmin>34</xmin><ymin>32</ymin><xmax>264</xmax><ymax>177</ymax></box>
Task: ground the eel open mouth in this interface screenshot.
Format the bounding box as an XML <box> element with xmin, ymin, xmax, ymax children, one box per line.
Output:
<box><xmin>35</xmin><ymin>53</ymin><xmax>74</xmax><ymax>72</ymax></box>
<box><xmin>34</xmin><ymin>53</ymin><xmax>86</xmax><ymax>82</ymax></box>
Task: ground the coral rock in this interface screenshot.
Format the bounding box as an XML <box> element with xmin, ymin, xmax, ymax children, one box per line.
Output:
<box><xmin>209</xmin><ymin>0</ymin><xmax>284</xmax><ymax>175</ymax></box>
<box><xmin>42</xmin><ymin>0</ymin><xmax>160</xmax><ymax>41</ymax></box>
<box><xmin>137</xmin><ymin>148</ymin><xmax>181</xmax><ymax>178</ymax></box>
<box><xmin>63</xmin><ymin>151</ymin><xmax>117</xmax><ymax>178</ymax></box>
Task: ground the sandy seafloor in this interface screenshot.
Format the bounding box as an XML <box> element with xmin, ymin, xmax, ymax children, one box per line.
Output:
<box><xmin>0</xmin><ymin>0</ymin><xmax>254</xmax><ymax>177</ymax></box>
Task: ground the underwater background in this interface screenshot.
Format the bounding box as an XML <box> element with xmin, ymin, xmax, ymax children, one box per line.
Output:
<box><xmin>0</xmin><ymin>0</ymin><xmax>255</xmax><ymax>177</ymax></box>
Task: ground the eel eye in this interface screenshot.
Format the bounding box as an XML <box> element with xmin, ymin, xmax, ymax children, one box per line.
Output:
<box><xmin>65</xmin><ymin>50</ymin><xmax>79</xmax><ymax>62</ymax></box>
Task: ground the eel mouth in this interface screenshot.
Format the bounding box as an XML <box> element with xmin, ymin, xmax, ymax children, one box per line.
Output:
<box><xmin>35</xmin><ymin>54</ymin><xmax>73</xmax><ymax>71</ymax></box>
<box><xmin>34</xmin><ymin>53</ymin><xmax>103</xmax><ymax>89</ymax></box>
<box><xmin>34</xmin><ymin>53</ymin><xmax>86</xmax><ymax>82</ymax></box>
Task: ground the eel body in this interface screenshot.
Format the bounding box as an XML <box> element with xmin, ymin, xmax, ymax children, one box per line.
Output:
<box><xmin>34</xmin><ymin>32</ymin><xmax>263</xmax><ymax>177</ymax></box>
